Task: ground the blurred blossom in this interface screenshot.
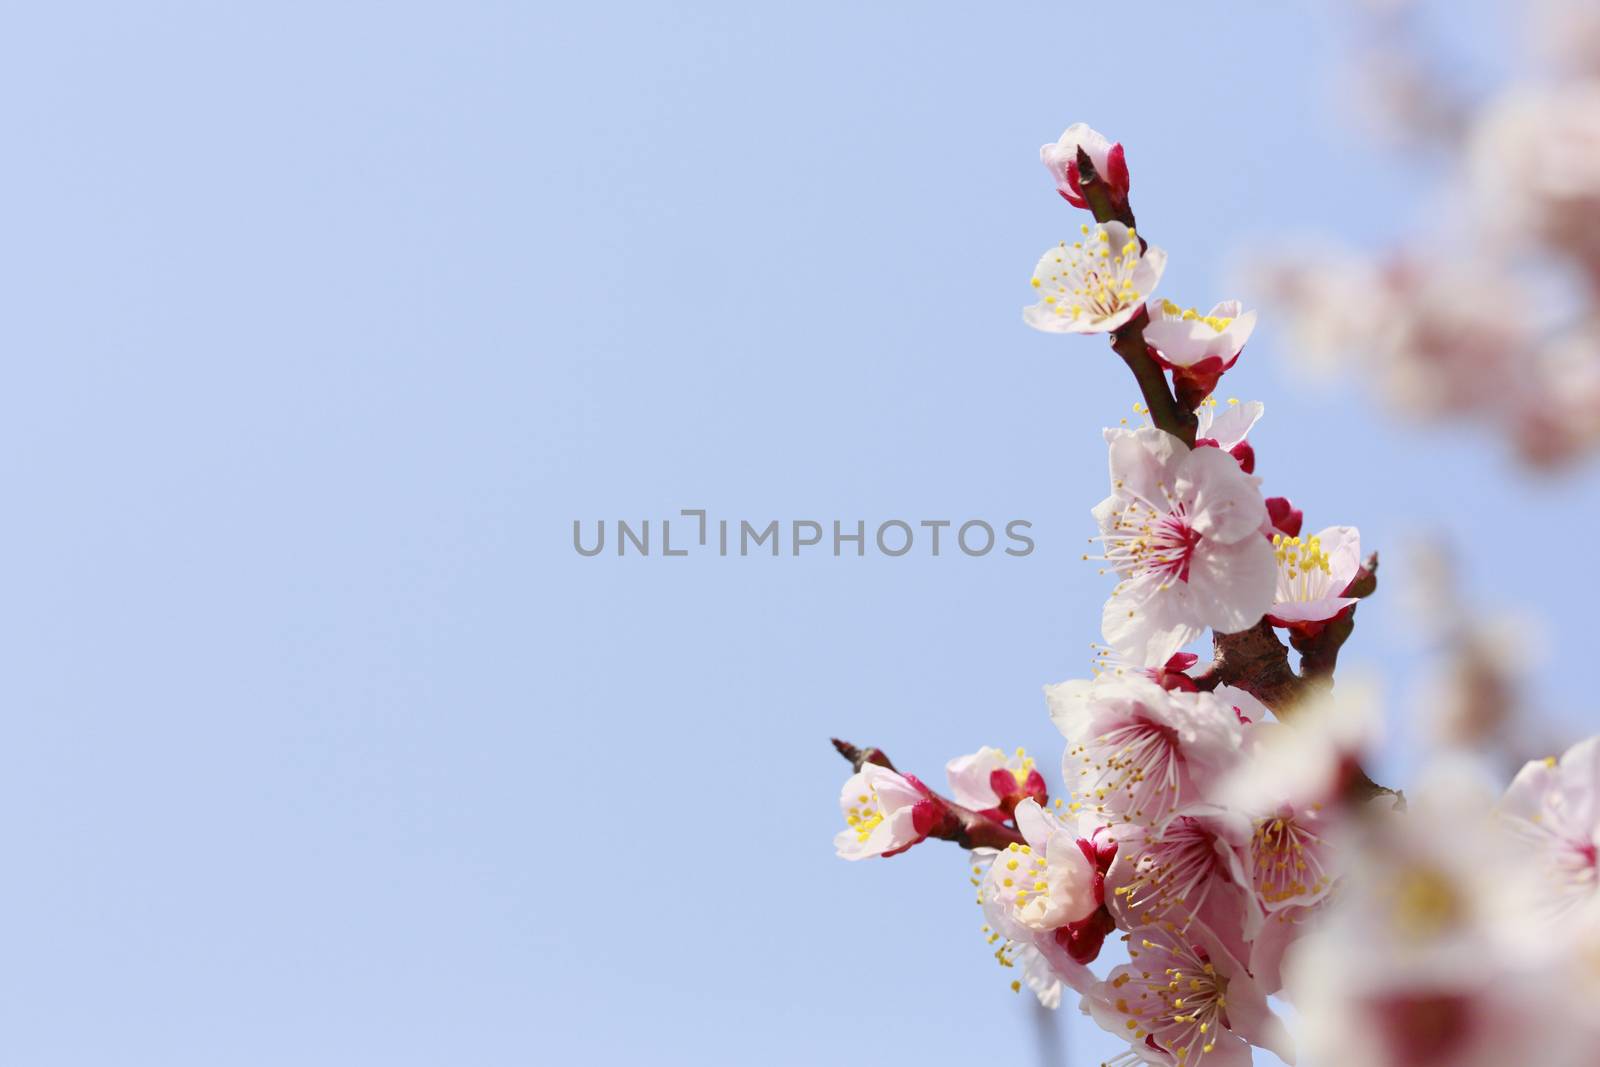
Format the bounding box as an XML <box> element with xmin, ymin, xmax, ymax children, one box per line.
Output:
<box><xmin>1215</xmin><ymin>681</ymin><xmax>1382</xmax><ymax>815</ymax></box>
<box><xmin>1468</xmin><ymin>82</ymin><xmax>1600</xmax><ymax>273</ymax></box>
<box><xmin>1400</xmin><ymin>538</ymin><xmax>1555</xmax><ymax>761</ymax></box>
<box><xmin>1531</xmin><ymin>0</ymin><xmax>1600</xmax><ymax>77</ymax></box>
<box><xmin>1500</xmin><ymin>737</ymin><xmax>1600</xmax><ymax>922</ymax></box>
<box><xmin>1288</xmin><ymin>764</ymin><xmax>1600</xmax><ymax>1066</ymax></box>
<box><xmin>1253</xmin><ymin>1</ymin><xmax>1600</xmax><ymax>468</ymax></box>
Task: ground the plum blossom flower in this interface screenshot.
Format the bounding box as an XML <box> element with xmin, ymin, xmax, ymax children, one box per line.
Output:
<box><xmin>980</xmin><ymin>799</ymin><xmax>1101</xmax><ymax>932</ymax></box>
<box><xmin>1500</xmin><ymin>736</ymin><xmax>1600</xmax><ymax>920</ymax></box>
<box><xmin>976</xmin><ymin>804</ymin><xmax>1122</xmax><ymax>998</ymax></box>
<box><xmin>1192</xmin><ymin>397</ymin><xmax>1263</xmax><ymax>473</ymax></box>
<box><xmin>1144</xmin><ymin>300</ymin><xmax>1259</xmax><ymax>406</ymax></box>
<box><xmin>1091</xmin><ymin>427</ymin><xmax>1277</xmax><ymax>666</ymax></box>
<box><xmin>1046</xmin><ymin>674</ymin><xmax>1248</xmax><ymax>827</ymax></box>
<box><xmin>1266</xmin><ymin>525</ymin><xmax>1363</xmax><ymax>636</ymax></box>
<box><xmin>1105</xmin><ymin>804</ymin><xmax>1252</xmax><ymax>941</ymax></box>
<box><xmin>1286</xmin><ymin>768</ymin><xmax>1579</xmax><ymax>1067</ymax></box>
<box><xmin>1040</xmin><ymin>123</ymin><xmax>1130</xmax><ymax>208</ymax></box>
<box><xmin>1024</xmin><ymin>222</ymin><xmax>1166</xmax><ymax>335</ymax></box>
<box><xmin>1085</xmin><ymin>921</ymin><xmax>1294</xmax><ymax>1067</ymax></box>
<box><xmin>946</xmin><ymin>745</ymin><xmax>1048</xmax><ymax>817</ymax></box>
<box><xmin>833</xmin><ymin>763</ymin><xmax>936</xmax><ymax>860</ymax></box>
<box><xmin>1191</xmin><ymin>398</ymin><xmax>1262</xmax><ymax>454</ymax></box>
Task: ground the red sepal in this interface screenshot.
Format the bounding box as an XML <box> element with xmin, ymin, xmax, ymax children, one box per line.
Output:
<box><xmin>1265</xmin><ymin>497</ymin><xmax>1303</xmax><ymax>538</ymax></box>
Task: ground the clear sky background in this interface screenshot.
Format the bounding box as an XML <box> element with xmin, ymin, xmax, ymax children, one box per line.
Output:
<box><xmin>2</xmin><ymin>2</ymin><xmax>1593</xmax><ymax>1065</ymax></box>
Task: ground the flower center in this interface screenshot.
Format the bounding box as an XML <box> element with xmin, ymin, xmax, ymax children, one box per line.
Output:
<box><xmin>1030</xmin><ymin>225</ymin><xmax>1146</xmax><ymax>324</ymax></box>
<box><xmin>995</xmin><ymin>840</ymin><xmax>1054</xmax><ymax>918</ymax></box>
<box><xmin>1096</xmin><ymin>502</ymin><xmax>1203</xmax><ymax>587</ymax></box>
<box><xmin>1251</xmin><ymin>814</ymin><xmax>1332</xmax><ymax>907</ymax></box>
<box><xmin>1111</xmin><ymin>935</ymin><xmax>1232</xmax><ymax>1063</ymax></box>
<box><xmin>1009</xmin><ymin>746</ymin><xmax>1037</xmax><ymax>789</ymax></box>
<box><xmin>1273</xmin><ymin>534</ymin><xmax>1333</xmax><ymax>601</ymax></box>
<box><xmin>1159</xmin><ymin>298</ymin><xmax>1235</xmax><ymax>333</ymax></box>
<box><xmin>1069</xmin><ymin>717</ymin><xmax>1183</xmax><ymax>823</ymax></box>
<box><xmin>1116</xmin><ymin>816</ymin><xmax>1228</xmax><ymax>922</ymax></box>
<box><xmin>1388</xmin><ymin>865</ymin><xmax>1465</xmax><ymax>942</ymax></box>
<box><xmin>842</xmin><ymin>789</ymin><xmax>886</xmax><ymax>844</ymax></box>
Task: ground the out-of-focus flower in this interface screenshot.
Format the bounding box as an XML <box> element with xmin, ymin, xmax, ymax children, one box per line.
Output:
<box><xmin>1266</xmin><ymin>525</ymin><xmax>1363</xmax><ymax>636</ymax></box>
<box><xmin>1286</xmin><ymin>767</ymin><xmax>1591</xmax><ymax>1067</ymax></box>
<box><xmin>1091</xmin><ymin>427</ymin><xmax>1277</xmax><ymax>665</ymax></box>
<box><xmin>1201</xmin><ymin>685</ymin><xmax>1368</xmax><ymax>988</ymax></box>
<box><xmin>1024</xmin><ymin>223</ymin><xmax>1166</xmax><ymax>335</ymax></box>
<box><xmin>1530</xmin><ymin>0</ymin><xmax>1600</xmax><ymax>77</ymax></box>
<box><xmin>1216</xmin><ymin>682</ymin><xmax>1382</xmax><ymax>815</ymax></box>
<box><xmin>1250</xmin><ymin>1</ymin><xmax>1600</xmax><ymax>469</ymax></box>
<box><xmin>1144</xmin><ymin>300</ymin><xmax>1258</xmax><ymax>406</ymax></box>
<box><xmin>1040</xmin><ymin>123</ymin><xmax>1130</xmax><ymax>208</ymax></box>
<box><xmin>833</xmin><ymin>764</ymin><xmax>937</xmax><ymax>860</ymax></box>
<box><xmin>1046</xmin><ymin>675</ymin><xmax>1248</xmax><ymax>826</ymax></box>
<box><xmin>1402</xmin><ymin>538</ymin><xmax>1554</xmax><ymax>761</ymax></box>
<box><xmin>1513</xmin><ymin>317</ymin><xmax>1600</xmax><ymax>468</ymax></box>
<box><xmin>1469</xmin><ymin>81</ymin><xmax>1600</xmax><ymax>272</ymax></box>
<box><xmin>946</xmin><ymin>745</ymin><xmax>1049</xmax><ymax>817</ymax></box>
<box><xmin>1104</xmin><ymin>804</ymin><xmax>1252</xmax><ymax>945</ymax></box>
<box><xmin>1084</xmin><ymin>921</ymin><xmax>1295</xmax><ymax>1067</ymax></box>
<box><xmin>1501</xmin><ymin>737</ymin><xmax>1600</xmax><ymax>920</ymax></box>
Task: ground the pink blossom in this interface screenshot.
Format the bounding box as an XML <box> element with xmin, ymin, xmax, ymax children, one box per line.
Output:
<box><xmin>1286</xmin><ymin>770</ymin><xmax>1583</xmax><ymax>1067</ymax></box>
<box><xmin>1024</xmin><ymin>223</ymin><xmax>1166</xmax><ymax>335</ymax></box>
<box><xmin>977</xmin><ymin>805</ymin><xmax>1122</xmax><ymax>999</ymax></box>
<box><xmin>1104</xmin><ymin>804</ymin><xmax>1254</xmax><ymax>951</ymax></box>
<box><xmin>1191</xmin><ymin>398</ymin><xmax>1262</xmax><ymax>454</ymax></box>
<box><xmin>1192</xmin><ymin>398</ymin><xmax>1264</xmax><ymax>474</ymax></box>
<box><xmin>980</xmin><ymin>799</ymin><xmax>1101</xmax><ymax>932</ymax></box>
<box><xmin>1047</xmin><ymin>675</ymin><xmax>1248</xmax><ymax>827</ymax></box>
<box><xmin>1040</xmin><ymin>123</ymin><xmax>1130</xmax><ymax>208</ymax></box>
<box><xmin>945</xmin><ymin>745</ymin><xmax>1048</xmax><ymax>818</ymax></box>
<box><xmin>1084</xmin><ymin>921</ymin><xmax>1294</xmax><ymax>1067</ymax></box>
<box><xmin>1266</xmin><ymin>525</ymin><xmax>1364</xmax><ymax>635</ymax></box>
<box><xmin>832</xmin><ymin>764</ymin><xmax>936</xmax><ymax>860</ymax></box>
<box><xmin>1091</xmin><ymin>427</ymin><xmax>1278</xmax><ymax>666</ymax></box>
<box><xmin>1144</xmin><ymin>300</ymin><xmax>1258</xmax><ymax>406</ymax></box>
<box><xmin>1501</xmin><ymin>735</ymin><xmax>1600</xmax><ymax>919</ymax></box>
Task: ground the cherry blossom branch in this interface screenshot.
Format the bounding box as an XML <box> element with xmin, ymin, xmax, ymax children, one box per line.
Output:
<box><xmin>830</xmin><ymin>738</ymin><xmax>1026</xmax><ymax>850</ymax></box>
<box><xmin>1076</xmin><ymin>145</ymin><xmax>1386</xmax><ymax>797</ymax></box>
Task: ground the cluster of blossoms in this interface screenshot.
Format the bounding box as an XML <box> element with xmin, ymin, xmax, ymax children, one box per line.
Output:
<box><xmin>1249</xmin><ymin>0</ymin><xmax>1600</xmax><ymax>468</ymax></box>
<box><xmin>831</xmin><ymin>123</ymin><xmax>1600</xmax><ymax>1065</ymax></box>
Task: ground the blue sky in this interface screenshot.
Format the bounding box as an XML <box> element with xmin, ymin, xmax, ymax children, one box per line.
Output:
<box><xmin>1</xmin><ymin>2</ymin><xmax>1591</xmax><ymax>1064</ymax></box>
